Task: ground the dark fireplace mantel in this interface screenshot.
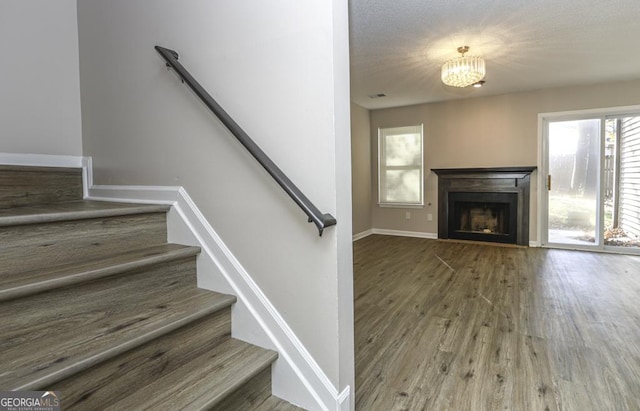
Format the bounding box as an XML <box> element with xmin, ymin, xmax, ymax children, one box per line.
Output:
<box><xmin>432</xmin><ymin>167</ymin><xmax>536</xmax><ymax>245</ymax></box>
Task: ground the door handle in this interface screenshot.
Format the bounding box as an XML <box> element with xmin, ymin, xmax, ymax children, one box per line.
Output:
<box><xmin>547</xmin><ymin>175</ymin><xmax>551</xmax><ymax>191</ymax></box>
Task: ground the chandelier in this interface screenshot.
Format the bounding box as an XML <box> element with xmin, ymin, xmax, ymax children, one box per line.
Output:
<box><xmin>441</xmin><ymin>46</ymin><xmax>486</xmax><ymax>88</ymax></box>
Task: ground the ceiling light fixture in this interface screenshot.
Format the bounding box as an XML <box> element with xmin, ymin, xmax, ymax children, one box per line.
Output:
<box><xmin>441</xmin><ymin>46</ymin><xmax>486</xmax><ymax>88</ymax></box>
<box><xmin>472</xmin><ymin>80</ymin><xmax>486</xmax><ymax>88</ymax></box>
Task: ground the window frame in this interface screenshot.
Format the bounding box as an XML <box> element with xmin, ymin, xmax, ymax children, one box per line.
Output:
<box><xmin>377</xmin><ymin>124</ymin><xmax>425</xmax><ymax>207</ymax></box>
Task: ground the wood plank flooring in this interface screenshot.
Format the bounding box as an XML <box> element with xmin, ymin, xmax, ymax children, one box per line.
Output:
<box><xmin>354</xmin><ymin>235</ymin><xmax>640</xmax><ymax>410</ymax></box>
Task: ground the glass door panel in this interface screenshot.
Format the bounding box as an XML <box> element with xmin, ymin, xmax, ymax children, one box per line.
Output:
<box><xmin>547</xmin><ymin>119</ymin><xmax>600</xmax><ymax>246</ymax></box>
<box><xmin>604</xmin><ymin>116</ymin><xmax>640</xmax><ymax>250</ymax></box>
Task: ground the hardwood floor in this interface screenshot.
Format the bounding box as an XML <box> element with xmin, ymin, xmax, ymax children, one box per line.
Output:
<box><xmin>354</xmin><ymin>235</ymin><xmax>640</xmax><ymax>410</ymax></box>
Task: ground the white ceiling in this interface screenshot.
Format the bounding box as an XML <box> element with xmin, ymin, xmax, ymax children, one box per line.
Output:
<box><xmin>349</xmin><ymin>0</ymin><xmax>640</xmax><ymax>110</ymax></box>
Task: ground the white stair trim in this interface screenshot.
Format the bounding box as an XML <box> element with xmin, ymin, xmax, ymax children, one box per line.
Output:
<box><xmin>87</xmin><ymin>184</ymin><xmax>347</xmax><ymax>411</ymax></box>
<box><xmin>0</xmin><ymin>152</ymin><xmax>85</xmax><ymax>168</ymax></box>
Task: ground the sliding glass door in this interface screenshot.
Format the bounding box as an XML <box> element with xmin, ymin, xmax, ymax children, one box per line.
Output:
<box><xmin>546</xmin><ymin>119</ymin><xmax>601</xmax><ymax>247</ymax></box>
<box><xmin>541</xmin><ymin>109</ymin><xmax>640</xmax><ymax>253</ymax></box>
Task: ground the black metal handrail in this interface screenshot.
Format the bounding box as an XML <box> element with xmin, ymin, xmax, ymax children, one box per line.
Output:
<box><xmin>155</xmin><ymin>46</ymin><xmax>336</xmax><ymax>236</ymax></box>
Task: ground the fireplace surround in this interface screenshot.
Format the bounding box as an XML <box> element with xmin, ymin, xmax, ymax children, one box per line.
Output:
<box><xmin>432</xmin><ymin>167</ymin><xmax>536</xmax><ymax>246</ymax></box>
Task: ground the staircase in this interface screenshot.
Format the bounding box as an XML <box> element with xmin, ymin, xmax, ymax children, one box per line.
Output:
<box><xmin>0</xmin><ymin>165</ymin><xmax>301</xmax><ymax>410</ymax></box>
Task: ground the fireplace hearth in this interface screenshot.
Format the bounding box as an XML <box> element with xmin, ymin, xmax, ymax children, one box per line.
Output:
<box><xmin>432</xmin><ymin>167</ymin><xmax>536</xmax><ymax>245</ymax></box>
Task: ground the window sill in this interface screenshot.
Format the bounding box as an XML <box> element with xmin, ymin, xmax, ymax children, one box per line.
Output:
<box><xmin>378</xmin><ymin>203</ymin><xmax>425</xmax><ymax>209</ymax></box>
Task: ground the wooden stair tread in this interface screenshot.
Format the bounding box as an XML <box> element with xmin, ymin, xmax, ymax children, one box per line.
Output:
<box><xmin>0</xmin><ymin>243</ymin><xmax>201</xmax><ymax>302</ymax></box>
<box><xmin>0</xmin><ymin>287</ymin><xmax>236</xmax><ymax>390</ymax></box>
<box><xmin>106</xmin><ymin>338</ymin><xmax>278</xmax><ymax>410</ymax></box>
<box><xmin>0</xmin><ymin>200</ymin><xmax>170</xmax><ymax>227</ymax></box>
<box><xmin>254</xmin><ymin>396</ymin><xmax>307</xmax><ymax>411</ymax></box>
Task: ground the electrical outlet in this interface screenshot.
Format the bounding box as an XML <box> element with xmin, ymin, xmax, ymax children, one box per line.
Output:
<box><xmin>427</xmin><ymin>213</ymin><xmax>433</xmax><ymax>221</ymax></box>
<box><xmin>405</xmin><ymin>211</ymin><xmax>411</xmax><ymax>220</ymax></box>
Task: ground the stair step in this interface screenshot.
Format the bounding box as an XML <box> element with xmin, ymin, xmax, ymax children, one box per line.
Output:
<box><xmin>0</xmin><ymin>243</ymin><xmax>201</xmax><ymax>302</ymax></box>
<box><xmin>212</xmin><ymin>366</ymin><xmax>272</xmax><ymax>410</ymax></box>
<box><xmin>53</xmin><ymin>307</ymin><xmax>233</xmax><ymax>410</ymax></box>
<box><xmin>0</xmin><ymin>256</ymin><xmax>236</xmax><ymax>390</ymax></box>
<box><xmin>254</xmin><ymin>396</ymin><xmax>307</xmax><ymax>411</ymax></box>
<box><xmin>0</xmin><ymin>165</ymin><xmax>82</xmax><ymax>209</ymax></box>
<box><xmin>0</xmin><ymin>201</ymin><xmax>169</xmax><ymax>276</ymax></box>
<box><xmin>0</xmin><ymin>200</ymin><xmax>169</xmax><ymax>227</ymax></box>
<box><xmin>105</xmin><ymin>338</ymin><xmax>278</xmax><ymax>410</ymax></box>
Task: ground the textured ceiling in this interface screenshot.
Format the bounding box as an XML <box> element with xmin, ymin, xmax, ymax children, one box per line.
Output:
<box><xmin>349</xmin><ymin>0</ymin><xmax>640</xmax><ymax>109</ymax></box>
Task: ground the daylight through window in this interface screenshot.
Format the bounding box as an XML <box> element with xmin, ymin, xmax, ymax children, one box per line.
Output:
<box><xmin>378</xmin><ymin>125</ymin><xmax>424</xmax><ymax>206</ymax></box>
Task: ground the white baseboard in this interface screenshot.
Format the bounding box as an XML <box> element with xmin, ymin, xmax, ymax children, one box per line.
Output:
<box><xmin>0</xmin><ymin>152</ymin><xmax>85</xmax><ymax>168</ymax></box>
<box><xmin>337</xmin><ymin>386</ymin><xmax>351</xmax><ymax>411</ymax></box>
<box><xmin>88</xmin><ymin>184</ymin><xmax>181</xmax><ymax>205</ymax></box>
<box><xmin>529</xmin><ymin>240</ymin><xmax>541</xmax><ymax>247</ymax></box>
<box><xmin>87</xmin><ymin>184</ymin><xmax>348</xmax><ymax>411</ymax></box>
<box><xmin>372</xmin><ymin>228</ymin><xmax>438</xmax><ymax>239</ymax></box>
<box><xmin>353</xmin><ymin>228</ymin><xmax>438</xmax><ymax>242</ymax></box>
<box><xmin>352</xmin><ymin>229</ymin><xmax>373</xmax><ymax>241</ymax></box>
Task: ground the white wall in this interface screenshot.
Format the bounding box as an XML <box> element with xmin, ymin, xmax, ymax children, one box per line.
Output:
<box><xmin>0</xmin><ymin>0</ymin><xmax>82</xmax><ymax>156</ymax></box>
<box><xmin>333</xmin><ymin>2</ymin><xmax>355</xmax><ymax>407</ymax></box>
<box><xmin>350</xmin><ymin>103</ymin><xmax>372</xmax><ymax>236</ymax></box>
<box><xmin>77</xmin><ymin>0</ymin><xmax>353</xmax><ymax>407</ymax></box>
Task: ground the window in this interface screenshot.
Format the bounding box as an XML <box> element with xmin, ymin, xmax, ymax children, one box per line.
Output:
<box><xmin>378</xmin><ymin>125</ymin><xmax>424</xmax><ymax>206</ymax></box>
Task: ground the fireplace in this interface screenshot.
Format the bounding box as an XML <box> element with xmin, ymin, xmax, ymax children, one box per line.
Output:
<box><xmin>448</xmin><ymin>192</ymin><xmax>517</xmax><ymax>244</ymax></box>
<box><xmin>432</xmin><ymin>167</ymin><xmax>536</xmax><ymax>245</ymax></box>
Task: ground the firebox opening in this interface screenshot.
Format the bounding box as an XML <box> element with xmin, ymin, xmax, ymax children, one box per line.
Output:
<box><xmin>447</xmin><ymin>191</ymin><xmax>518</xmax><ymax>244</ymax></box>
<box><xmin>456</xmin><ymin>202</ymin><xmax>510</xmax><ymax>236</ymax></box>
